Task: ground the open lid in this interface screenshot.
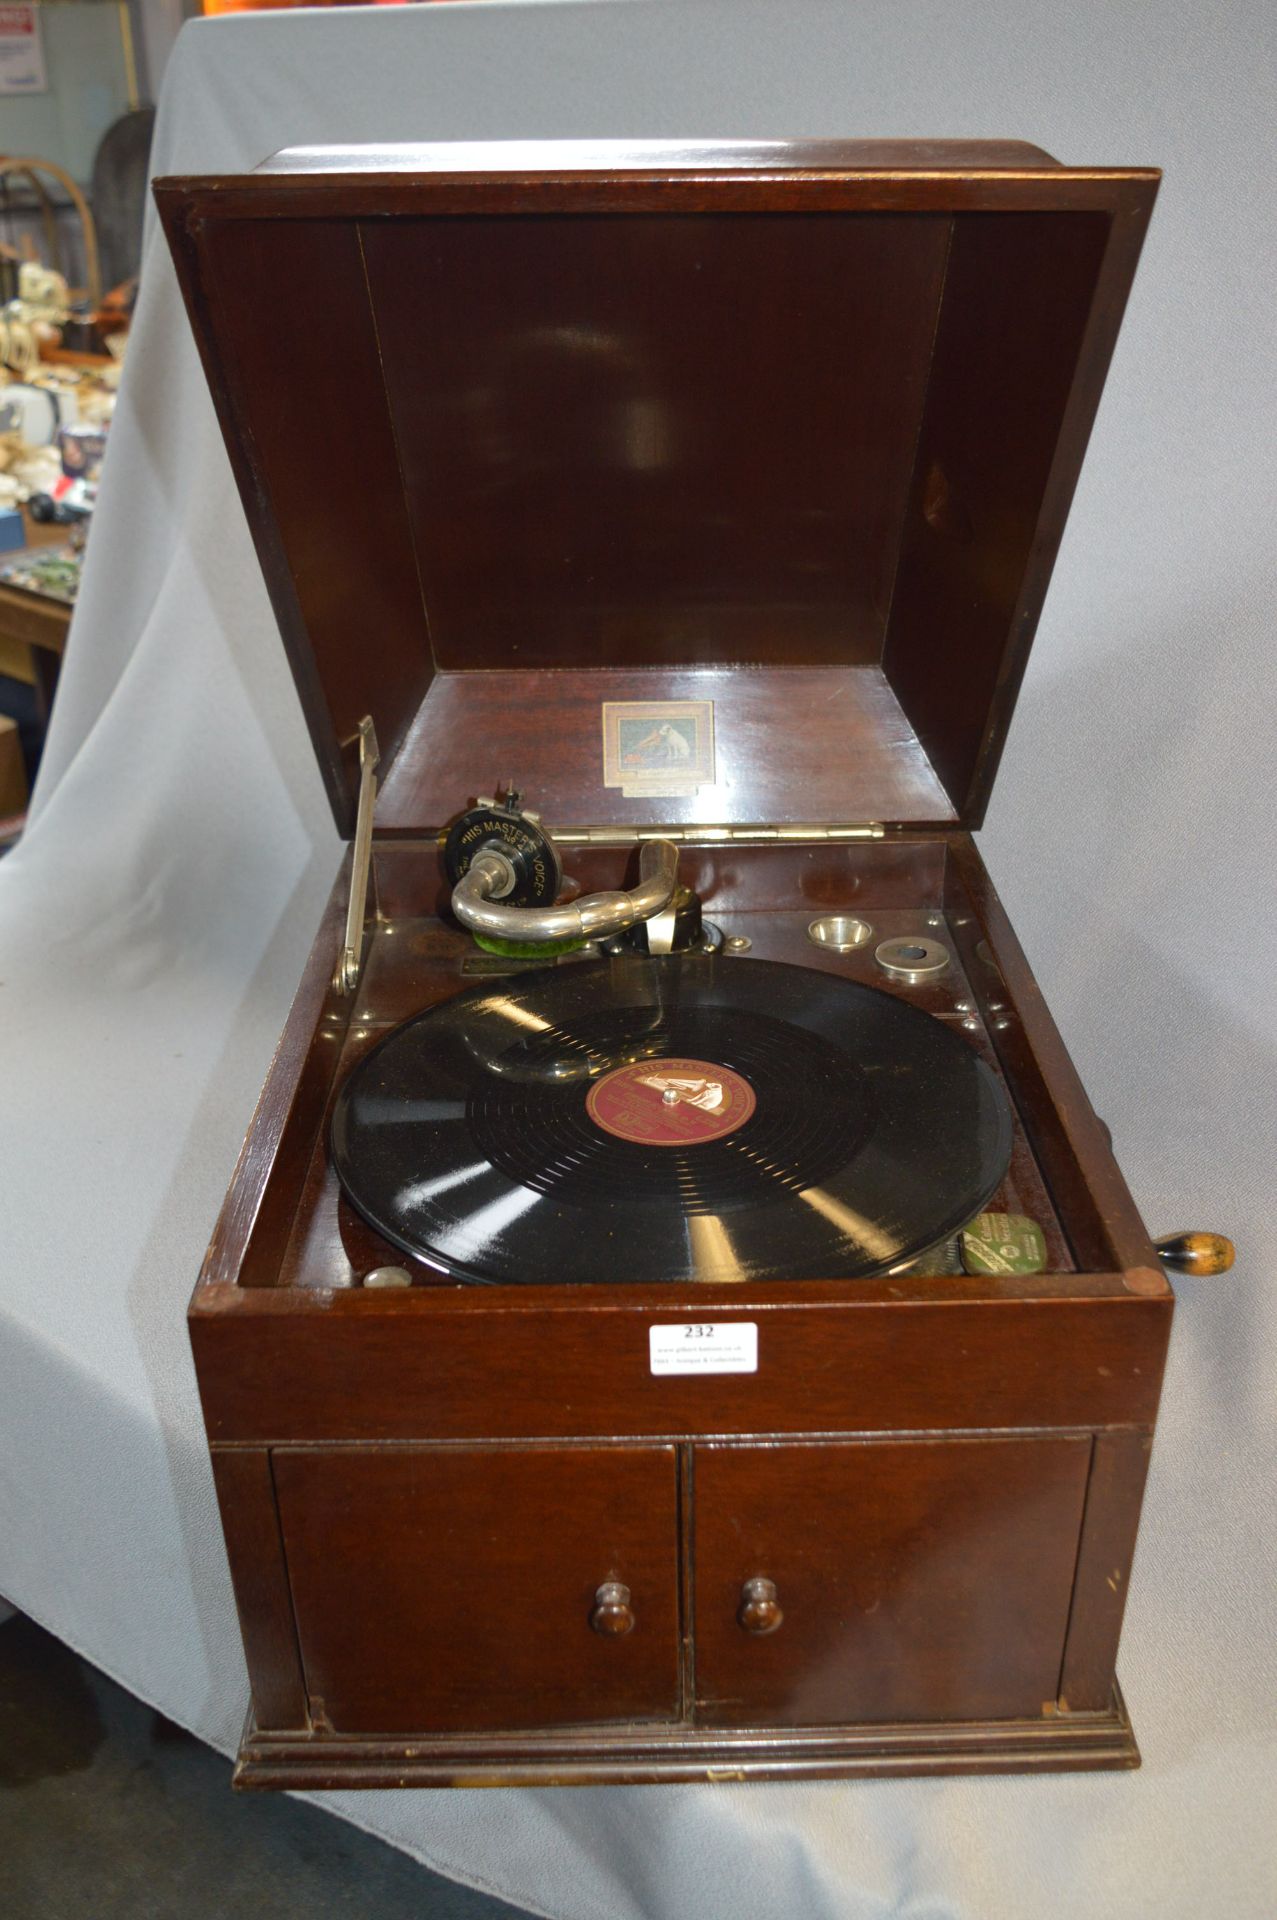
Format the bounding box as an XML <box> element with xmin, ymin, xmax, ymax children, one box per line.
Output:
<box><xmin>155</xmin><ymin>141</ymin><xmax>1158</xmax><ymax>838</ymax></box>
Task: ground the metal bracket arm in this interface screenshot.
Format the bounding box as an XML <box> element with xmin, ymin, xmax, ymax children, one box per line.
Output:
<box><xmin>334</xmin><ymin>716</ymin><xmax>380</xmax><ymax>994</ymax></box>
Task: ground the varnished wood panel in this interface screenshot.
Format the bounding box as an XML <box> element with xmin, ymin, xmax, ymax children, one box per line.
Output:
<box><xmin>209</xmin><ymin>1450</ymin><xmax>307</xmax><ymax>1730</ymax></box>
<box><xmin>156</xmin><ymin>154</ymin><xmax>1157</xmax><ymax>834</ymax></box>
<box><xmin>368</xmin><ymin>836</ymin><xmax>951</xmax><ymax>921</ymax></box>
<box><xmin>692</xmin><ymin>1437</ymin><xmax>1090</xmax><ymax>1725</ymax></box>
<box><xmin>360</xmin><ymin>212</ymin><xmax>948</xmax><ymax>673</ymax></box>
<box><xmin>883</xmin><ymin>213</ymin><xmax>1106</xmax><ymax>815</ymax></box>
<box><xmin>375</xmin><ymin>667</ymin><xmax>957</xmax><ymax>831</ymax></box>
<box><xmin>1059</xmin><ymin>1429</ymin><xmax>1155</xmax><ymax>1711</ymax></box>
<box><xmin>884</xmin><ymin>197</ymin><xmax>1156</xmax><ymax>822</ymax></box>
<box><xmin>197</xmin><ymin>853</ymin><xmax>351</xmax><ymax>1294</ymax></box>
<box><xmin>157</xmin><ymin>212</ymin><xmax>434</xmax><ymax>834</ymax></box>
<box><xmin>942</xmin><ymin>835</ymin><xmax>1169</xmax><ymax>1279</ymax></box>
<box><xmin>273</xmin><ymin>1445</ymin><xmax>680</xmax><ymax>1734</ymax></box>
<box><xmin>233</xmin><ymin>1689</ymin><xmax>1139</xmax><ymax>1788</ymax></box>
<box><xmin>157</xmin><ymin>160</ymin><xmax>1155</xmax><ymax>229</ymax></box>
<box><xmin>191</xmin><ymin>1287</ymin><xmax>1169</xmax><ymax>1444</ymax></box>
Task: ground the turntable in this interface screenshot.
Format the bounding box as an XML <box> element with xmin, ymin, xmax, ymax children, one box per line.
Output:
<box><xmin>156</xmin><ymin>140</ymin><xmax>1232</xmax><ymax>1788</ymax></box>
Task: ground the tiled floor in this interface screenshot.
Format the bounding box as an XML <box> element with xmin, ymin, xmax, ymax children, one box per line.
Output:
<box><xmin>0</xmin><ymin>1612</ymin><xmax>542</xmax><ymax>1920</ymax></box>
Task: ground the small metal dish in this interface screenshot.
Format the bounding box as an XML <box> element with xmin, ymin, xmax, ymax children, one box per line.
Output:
<box><xmin>806</xmin><ymin>915</ymin><xmax>874</xmax><ymax>953</ymax></box>
<box><xmin>874</xmin><ymin>936</ymin><xmax>951</xmax><ymax>980</ymax></box>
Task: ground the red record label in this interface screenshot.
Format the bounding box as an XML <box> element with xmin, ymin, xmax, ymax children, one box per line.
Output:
<box><xmin>586</xmin><ymin>1057</ymin><xmax>756</xmax><ymax>1147</ymax></box>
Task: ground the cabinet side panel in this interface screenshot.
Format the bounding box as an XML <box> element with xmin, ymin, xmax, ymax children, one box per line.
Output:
<box><xmin>195</xmin><ymin>857</ymin><xmax>350</xmax><ymax>1297</ymax></box>
<box><xmin>209</xmin><ymin>1449</ymin><xmax>308</xmax><ymax>1731</ymax></box>
<box><xmin>883</xmin><ymin>183</ymin><xmax>1154</xmax><ymax>823</ymax></box>
<box><xmin>943</xmin><ymin>834</ymin><xmax>1168</xmax><ymax>1277</ymax></box>
<box><xmin>161</xmin><ymin>206</ymin><xmax>434</xmax><ymax>832</ymax></box>
<box><xmin>1059</xmin><ymin>1428</ymin><xmax>1154</xmax><ymax>1711</ymax></box>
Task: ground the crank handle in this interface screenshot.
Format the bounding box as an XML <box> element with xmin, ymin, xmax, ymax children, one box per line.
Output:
<box><xmin>1153</xmin><ymin>1232</ymin><xmax>1235</xmax><ymax>1276</ymax></box>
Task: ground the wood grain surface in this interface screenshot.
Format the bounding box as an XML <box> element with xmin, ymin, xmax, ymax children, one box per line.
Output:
<box><xmin>155</xmin><ymin>149</ymin><xmax>1157</xmax><ymax>834</ymax></box>
<box><xmin>273</xmin><ymin>1445</ymin><xmax>681</xmax><ymax>1733</ymax></box>
<box><xmin>375</xmin><ymin>667</ymin><xmax>956</xmax><ymax>832</ymax></box>
<box><xmin>692</xmin><ymin>1436</ymin><xmax>1090</xmax><ymax>1725</ymax></box>
<box><xmin>231</xmin><ymin>1691</ymin><xmax>1139</xmax><ymax>1788</ymax></box>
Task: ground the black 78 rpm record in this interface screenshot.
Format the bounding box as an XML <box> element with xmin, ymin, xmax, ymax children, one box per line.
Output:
<box><xmin>330</xmin><ymin>954</ymin><xmax>1014</xmax><ymax>1287</ymax></box>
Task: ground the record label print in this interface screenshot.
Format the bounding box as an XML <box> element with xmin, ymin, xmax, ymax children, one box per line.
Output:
<box><xmin>330</xmin><ymin>953</ymin><xmax>1014</xmax><ymax>1287</ymax></box>
<box><xmin>586</xmin><ymin>1058</ymin><xmax>757</xmax><ymax>1146</ymax></box>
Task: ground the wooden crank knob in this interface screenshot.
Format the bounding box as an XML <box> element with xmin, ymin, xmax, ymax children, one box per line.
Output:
<box><xmin>590</xmin><ymin>1581</ymin><xmax>635</xmax><ymax>1636</ymax></box>
<box><xmin>1153</xmin><ymin>1232</ymin><xmax>1235</xmax><ymax>1276</ymax></box>
<box><xmin>738</xmin><ymin>1577</ymin><xmax>784</xmax><ymax>1635</ymax></box>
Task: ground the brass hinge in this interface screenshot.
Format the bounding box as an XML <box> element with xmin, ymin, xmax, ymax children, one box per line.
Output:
<box><xmin>548</xmin><ymin>822</ymin><xmax>886</xmax><ymax>847</ymax></box>
<box><xmin>333</xmin><ymin>716</ymin><xmax>380</xmax><ymax>995</ymax></box>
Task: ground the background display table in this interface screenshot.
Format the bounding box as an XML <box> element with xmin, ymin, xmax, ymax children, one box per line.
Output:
<box><xmin>0</xmin><ymin>514</ymin><xmax>77</xmax><ymax>727</ymax></box>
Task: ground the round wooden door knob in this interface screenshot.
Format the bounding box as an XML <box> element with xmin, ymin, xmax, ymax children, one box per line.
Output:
<box><xmin>1154</xmin><ymin>1231</ymin><xmax>1235</xmax><ymax>1276</ymax></box>
<box><xmin>739</xmin><ymin>1577</ymin><xmax>784</xmax><ymax>1635</ymax></box>
<box><xmin>590</xmin><ymin>1581</ymin><xmax>635</xmax><ymax>1636</ymax></box>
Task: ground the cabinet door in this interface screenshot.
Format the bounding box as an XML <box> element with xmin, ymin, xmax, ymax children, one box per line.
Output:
<box><xmin>692</xmin><ymin>1437</ymin><xmax>1090</xmax><ymax>1726</ymax></box>
<box><xmin>274</xmin><ymin>1445</ymin><xmax>680</xmax><ymax>1734</ymax></box>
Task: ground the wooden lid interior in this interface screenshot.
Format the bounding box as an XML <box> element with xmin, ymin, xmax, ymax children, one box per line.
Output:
<box><xmin>156</xmin><ymin>147</ymin><xmax>1157</xmax><ymax>835</ymax></box>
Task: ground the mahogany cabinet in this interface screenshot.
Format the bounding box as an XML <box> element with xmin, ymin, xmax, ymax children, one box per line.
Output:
<box><xmin>153</xmin><ymin>141</ymin><xmax>1198</xmax><ymax>1786</ymax></box>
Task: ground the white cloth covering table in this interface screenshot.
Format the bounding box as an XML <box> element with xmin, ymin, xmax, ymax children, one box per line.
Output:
<box><xmin>1</xmin><ymin>4</ymin><xmax>1274</xmax><ymax>1916</ymax></box>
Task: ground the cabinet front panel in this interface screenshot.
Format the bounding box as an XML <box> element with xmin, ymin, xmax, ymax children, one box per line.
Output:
<box><xmin>693</xmin><ymin>1436</ymin><xmax>1090</xmax><ymax>1726</ymax></box>
<box><xmin>274</xmin><ymin>1445</ymin><xmax>680</xmax><ymax>1734</ymax></box>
